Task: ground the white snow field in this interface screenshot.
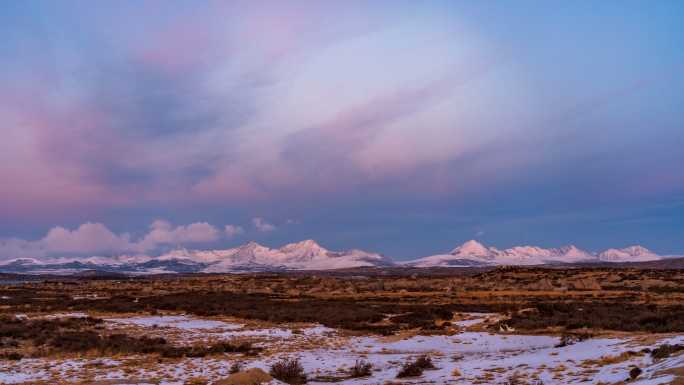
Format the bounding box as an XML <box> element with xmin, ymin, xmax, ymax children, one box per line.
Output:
<box><xmin>1</xmin><ymin>313</ymin><xmax>683</xmax><ymax>384</ymax></box>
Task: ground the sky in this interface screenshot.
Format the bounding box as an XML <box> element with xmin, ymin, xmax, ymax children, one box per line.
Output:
<box><xmin>1</xmin><ymin>0</ymin><xmax>683</xmax><ymax>261</ymax></box>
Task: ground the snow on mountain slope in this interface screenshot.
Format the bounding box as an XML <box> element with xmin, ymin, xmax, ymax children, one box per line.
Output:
<box><xmin>0</xmin><ymin>239</ymin><xmax>673</xmax><ymax>274</ymax></box>
<box><xmin>406</xmin><ymin>240</ymin><xmax>660</xmax><ymax>267</ymax></box>
<box><xmin>0</xmin><ymin>258</ymin><xmax>43</xmax><ymax>268</ymax></box>
<box><xmin>202</xmin><ymin>240</ymin><xmax>394</xmax><ymax>272</ymax></box>
<box><xmin>0</xmin><ymin>240</ymin><xmax>393</xmax><ymax>274</ymax></box>
<box><xmin>451</xmin><ymin>240</ymin><xmax>492</xmax><ymax>257</ymax></box>
<box><xmin>598</xmin><ymin>246</ymin><xmax>661</xmax><ymax>262</ymax></box>
<box><xmin>401</xmin><ymin>254</ymin><xmax>491</xmax><ymax>267</ymax></box>
<box><xmin>406</xmin><ymin>240</ymin><xmax>546</xmax><ymax>267</ymax></box>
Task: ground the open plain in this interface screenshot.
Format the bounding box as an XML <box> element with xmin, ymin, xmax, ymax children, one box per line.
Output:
<box><xmin>1</xmin><ymin>267</ymin><xmax>684</xmax><ymax>384</ymax></box>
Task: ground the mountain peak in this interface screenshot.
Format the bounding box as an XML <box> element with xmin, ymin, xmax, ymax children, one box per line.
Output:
<box><xmin>201</xmin><ymin>239</ymin><xmax>389</xmax><ymax>272</ymax></box>
<box><xmin>598</xmin><ymin>245</ymin><xmax>660</xmax><ymax>262</ymax></box>
<box><xmin>279</xmin><ymin>239</ymin><xmax>328</xmax><ymax>257</ymax></box>
<box><xmin>241</xmin><ymin>241</ymin><xmax>266</xmax><ymax>249</ymax></box>
<box><xmin>283</xmin><ymin>239</ymin><xmax>322</xmax><ymax>249</ymax></box>
<box><xmin>622</xmin><ymin>245</ymin><xmax>654</xmax><ymax>255</ymax></box>
<box><xmin>452</xmin><ymin>240</ymin><xmax>489</xmax><ymax>255</ymax></box>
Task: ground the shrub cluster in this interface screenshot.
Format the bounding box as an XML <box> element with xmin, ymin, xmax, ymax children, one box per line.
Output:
<box><xmin>507</xmin><ymin>303</ymin><xmax>684</xmax><ymax>332</ymax></box>
<box><xmin>0</xmin><ymin>315</ymin><xmax>259</xmax><ymax>359</ymax></box>
<box><xmin>65</xmin><ymin>292</ymin><xmax>471</xmax><ymax>334</ymax></box>
<box><xmin>651</xmin><ymin>344</ymin><xmax>684</xmax><ymax>359</ymax></box>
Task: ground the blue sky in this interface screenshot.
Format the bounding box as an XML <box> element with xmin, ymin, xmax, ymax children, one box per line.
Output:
<box><xmin>0</xmin><ymin>1</ymin><xmax>682</xmax><ymax>259</ymax></box>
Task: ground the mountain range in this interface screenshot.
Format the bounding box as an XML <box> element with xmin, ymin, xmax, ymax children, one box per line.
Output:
<box><xmin>0</xmin><ymin>240</ymin><xmax>393</xmax><ymax>275</ymax></box>
<box><xmin>0</xmin><ymin>239</ymin><xmax>676</xmax><ymax>275</ymax></box>
<box><xmin>405</xmin><ymin>240</ymin><xmax>663</xmax><ymax>267</ymax></box>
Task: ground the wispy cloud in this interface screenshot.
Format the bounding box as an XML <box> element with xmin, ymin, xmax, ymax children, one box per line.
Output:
<box><xmin>224</xmin><ymin>225</ymin><xmax>245</xmax><ymax>237</ymax></box>
<box><xmin>252</xmin><ymin>217</ymin><xmax>276</xmax><ymax>232</ymax></box>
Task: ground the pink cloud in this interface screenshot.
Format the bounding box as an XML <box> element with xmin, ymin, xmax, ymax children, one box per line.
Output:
<box><xmin>43</xmin><ymin>222</ymin><xmax>133</xmax><ymax>254</ymax></box>
<box><xmin>191</xmin><ymin>166</ymin><xmax>267</xmax><ymax>201</ymax></box>
<box><xmin>136</xmin><ymin>220</ymin><xmax>221</xmax><ymax>251</ymax></box>
<box><xmin>0</xmin><ymin>220</ymin><xmax>228</xmax><ymax>260</ymax></box>
<box><xmin>0</xmin><ymin>91</ymin><xmax>133</xmax><ymax>218</ymax></box>
<box><xmin>224</xmin><ymin>225</ymin><xmax>245</xmax><ymax>237</ymax></box>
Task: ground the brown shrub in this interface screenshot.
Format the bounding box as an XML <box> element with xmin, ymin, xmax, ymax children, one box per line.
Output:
<box><xmin>269</xmin><ymin>358</ymin><xmax>306</xmax><ymax>384</ymax></box>
<box><xmin>229</xmin><ymin>361</ymin><xmax>242</xmax><ymax>374</ymax></box>
<box><xmin>651</xmin><ymin>344</ymin><xmax>684</xmax><ymax>359</ymax></box>
<box><xmin>349</xmin><ymin>359</ymin><xmax>373</xmax><ymax>378</ymax></box>
<box><xmin>396</xmin><ymin>355</ymin><xmax>435</xmax><ymax>378</ymax></box>
<box><xmin>507</xmin><ymin>302</ymin><xmax>684</xmax><ymax>332</ymax></box>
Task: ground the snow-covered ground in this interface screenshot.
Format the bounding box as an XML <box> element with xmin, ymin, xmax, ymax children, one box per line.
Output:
<box><xmin>1</xmin><ymin>313</ymin><xmax>683</xmax><ymax>384</ymax></box>
<box><xmin>106</xmin><ymin>315</ymin><xmax>243</xmax><ymax>331</ymax></box>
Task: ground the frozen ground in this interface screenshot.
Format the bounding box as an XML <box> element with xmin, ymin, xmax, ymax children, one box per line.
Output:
<box><xmin>1</xmin><ymin>313</ymin><xmax>683</xmax><ymax>384</ymax></box>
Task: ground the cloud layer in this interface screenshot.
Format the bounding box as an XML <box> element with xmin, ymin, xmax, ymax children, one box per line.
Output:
<box><xmin>0</xmin><ymin>2</ymin><xmax>682</xmax><ymax>256</ymax></box>
<box><xmin>0</xmin><ymin>219</ymin><xmax>259</xmax><ymax>259</ymax></box>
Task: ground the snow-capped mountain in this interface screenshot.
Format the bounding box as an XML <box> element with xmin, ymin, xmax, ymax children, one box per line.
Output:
<box><xmin>406</xmin><ymin>240</ymin><xmax>663</xmax><ymax>267</ymax></box>
<box><xmin>0</xmin><ymin>258</ymin><xmax>43</xmax><ymax>271</ymax></box>
<box><xmin>202</xmin><ymin>240</ymin><xmax>394</xmax><ymax>272</ymax></box>
<box><xmin>597</xmin><ymin>246</ymin><xmax>660</xmax><ymax>262</ymax></box>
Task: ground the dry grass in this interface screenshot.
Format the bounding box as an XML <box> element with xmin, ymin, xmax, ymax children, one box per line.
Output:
<box><xmin>654</xmin><ymin>365</ymin><xmax>684</xmax><ymax>385</ymax></box>
<box><xmin>581</xmin><ymin>351</ymin><xmax>642</xmax><ymax>367</ymax></box>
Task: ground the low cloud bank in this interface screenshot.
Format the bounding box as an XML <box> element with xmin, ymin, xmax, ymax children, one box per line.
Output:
<box><xmin>0</xmin><ymin>218</ymin><xmax>274</xmax><ymax>260</ymax></box>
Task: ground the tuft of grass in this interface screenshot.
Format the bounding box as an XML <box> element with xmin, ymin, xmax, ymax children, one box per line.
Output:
<box><xmin>269</xmin><ymin>358</ymin><xmax>307</xmax><ymax>384</ymax></box>
<box><xmin>184</xmin><ymin>377</ymin><xmax>208</xmax><ymax>385</ymax></box>
<box><xmin>414</xmin><ymin>355</ymin><xmax>436</xmax><ymax>370</ymax></box>
<box><xmin>229</xmin><ymin>361</ymin><xmax>242</xmax><ymax>374</ymax></box>
<box><xmin>349</xmin><ymin>359</ymin><xmax>372</xmax><ymax>378</ymax></box>
<box><xmin>555</xmin><ymin>332</ymin><xmax>593</xmax><ymax>348</ymax></box>
<box><xmin>396</xmin><ymin>355</ymin><xmax>436</xmax><ymax>378</ymax></box>
<box><xmin>499</xmin><ymin>373</ymin><xmax>545</xmax><ymax>385</ymax></box>
<box><xmin>651</xmin><ymin>344</ymin><xmax>684</xmax><ymax>359</ymax></box>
